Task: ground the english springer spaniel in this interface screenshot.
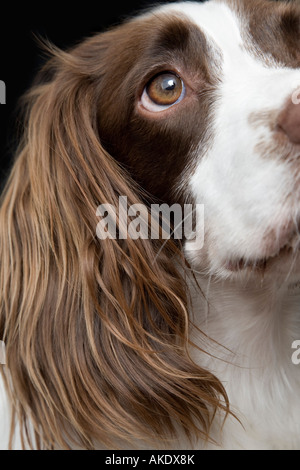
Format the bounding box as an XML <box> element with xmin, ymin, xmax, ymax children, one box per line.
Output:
<box><xmin>0</xmin><ymin>0</ymin><xmax>300</xmax><ymax>450</ymax></box>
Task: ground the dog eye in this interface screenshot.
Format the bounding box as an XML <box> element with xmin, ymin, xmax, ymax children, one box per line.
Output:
<box><xmin>140</xmin><ymin>72</ymin><xmax>185</xmax><ymax>112</ymax></box>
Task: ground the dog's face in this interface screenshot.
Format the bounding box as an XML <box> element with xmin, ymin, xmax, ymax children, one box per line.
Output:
<box><xmin>181</xmin><ymin>0</ymin><xmax>300</xmax><ymax>280</ymax></box>
<box><xmin>95</xmin><ymin>0</ymin><xmax>300</xmax><ymax>281</ymax></box>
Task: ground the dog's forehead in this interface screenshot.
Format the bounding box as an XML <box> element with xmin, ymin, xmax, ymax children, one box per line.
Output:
<box><xmin>158</xmin><ymin>0</ymin><xmax>242</xmax><ymax>51</ymax></box>
<box><xmin>146</xmin><ymin>0</ymin><xmax>300</xmax><ymax>69</ymax></box>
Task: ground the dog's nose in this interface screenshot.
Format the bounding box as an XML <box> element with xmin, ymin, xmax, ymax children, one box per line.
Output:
<box><xmin>277</xmin><ymin>97</ymin><xmax>300</xmax><ymax>144</ymax></box>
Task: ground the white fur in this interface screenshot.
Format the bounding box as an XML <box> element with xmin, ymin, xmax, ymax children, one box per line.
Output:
<box><xmin>172</xmin><ymin>1</ymin><xmax>300</xmax><ymax>272</ymax></box>
<box><xmin>174</xmin><ymin>1</ymin><xmax>300</xmax><ymax>449</ymax></box>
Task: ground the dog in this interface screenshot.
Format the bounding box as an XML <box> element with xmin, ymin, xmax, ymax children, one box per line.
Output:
<box><xmin>1</xmin><ymin>0</ymin><xmax>300</xmax><ymax>450</ymax></box>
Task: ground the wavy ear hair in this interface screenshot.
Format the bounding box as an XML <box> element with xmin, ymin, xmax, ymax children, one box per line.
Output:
<box><xmin>0</xmin><ymin>28</ymin><xmax>229</xmax><ymax>449</ymax></box>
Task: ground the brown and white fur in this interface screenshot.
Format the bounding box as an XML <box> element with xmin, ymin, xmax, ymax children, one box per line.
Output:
<box><xmin>1</xmin><ymin>0</ymin><xmax>300</xmax><ymax>450</ymax></box>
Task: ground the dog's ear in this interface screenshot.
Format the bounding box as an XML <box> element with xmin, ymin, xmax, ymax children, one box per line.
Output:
<box><xmin>0</xmin><ymin>33</ymin><xmax>229</xmax><ymax>449</ymax></box>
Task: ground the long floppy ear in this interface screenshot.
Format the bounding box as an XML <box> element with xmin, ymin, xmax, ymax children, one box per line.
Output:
<box><xmin>0</xmin><ymin>33</ymin><xmax>229</xmax><ymax>450</ymax></box>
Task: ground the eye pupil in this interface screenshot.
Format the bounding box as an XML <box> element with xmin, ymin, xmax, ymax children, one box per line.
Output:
<box><xmin>146</xmin><ymin>73</ymin><xmax>184</xmax><ymax>106</ymax></box>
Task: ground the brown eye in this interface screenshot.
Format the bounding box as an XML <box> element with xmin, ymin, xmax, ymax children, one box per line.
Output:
<box><xmin>140</xmin><ymin>72</ymin><xmax>185</xmax><ymax>112</ymax></box>
<box><xmin>147</xmin><ymin>73</ymin><xmax>183</xmax><ymax>105</ymax></box>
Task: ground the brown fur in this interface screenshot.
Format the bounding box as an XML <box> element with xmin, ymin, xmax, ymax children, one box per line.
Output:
<box><xmin>226</xmin><ymin>0</ymin><xmax>300</xmax><ymax>67</ymax></box>
<box><xmin>95</xmin><ymin>13</ymin><xmax>220</xmax><ymax>204</ymax></box>
<box><xmin>0</xmin><ymin>13</ymin><xmax>228</xmax><ymax>450</ymax></box>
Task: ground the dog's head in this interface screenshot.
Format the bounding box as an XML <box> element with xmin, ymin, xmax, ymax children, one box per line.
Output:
<box><xmin>0</xmin><ymin>0</ymin><xmax>300</xmax><ymax>450</ymax></box>
<box><xmin>94</xmin><ymin>0</ymin><xmax>300</xmax><ymax>281</ymax></box>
